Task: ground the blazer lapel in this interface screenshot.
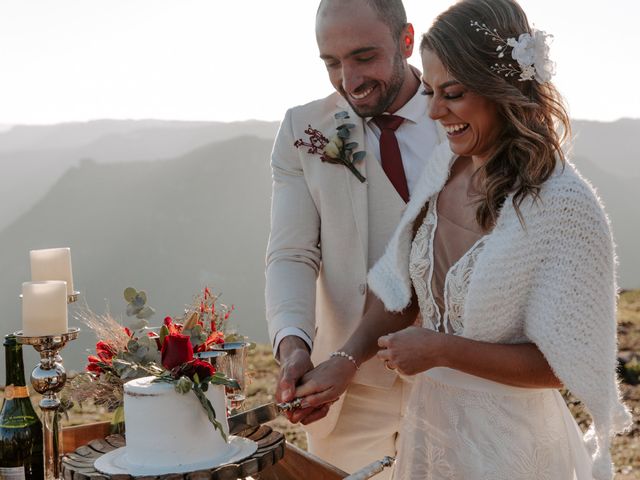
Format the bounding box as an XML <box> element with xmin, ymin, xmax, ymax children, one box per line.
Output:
<box><xmin>336</xmin><ymin>97</ymin><xmax>369</xmax><ymax>267</ymax></box>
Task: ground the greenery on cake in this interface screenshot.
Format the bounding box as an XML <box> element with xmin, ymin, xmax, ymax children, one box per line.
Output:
<box><xmin>66</xmin><ymin>286</ymin><xmax>239</xmax><ymax>438</ymax></box>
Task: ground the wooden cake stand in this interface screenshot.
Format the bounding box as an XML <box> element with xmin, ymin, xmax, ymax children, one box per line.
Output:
<box><xmin>61</xmin><ymin>425</ymin><xmax>285</xmax><ymax>480</ymax></box>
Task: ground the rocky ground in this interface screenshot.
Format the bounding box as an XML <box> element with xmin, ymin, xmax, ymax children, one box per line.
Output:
<box><xmin>15</xmin><ymin>291</ymin><xmax>638</xmax><ymax>478</ymax></box>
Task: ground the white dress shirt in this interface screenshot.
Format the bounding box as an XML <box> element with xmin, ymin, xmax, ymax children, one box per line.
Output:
<box><xmin>273</xmin><ymin>87</ymin><xmax>439</xmax><ymax>358</ymax></box>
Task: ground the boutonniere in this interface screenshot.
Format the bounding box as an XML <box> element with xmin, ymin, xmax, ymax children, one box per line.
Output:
<box><xmin>294</xmin><ymin>111</ymin><xmax>366</xmax><ymax>183</ymax></box>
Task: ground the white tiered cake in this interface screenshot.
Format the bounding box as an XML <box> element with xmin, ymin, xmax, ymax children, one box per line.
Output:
<box><xmin>94</xmin><ymin>376</ymin><xmax>257</xmax><ymax>475</ymax></box>
<box><xmin>123</xmin><ymin>376</ymin><xmax>230</xmax><ymax>467</ymax></box>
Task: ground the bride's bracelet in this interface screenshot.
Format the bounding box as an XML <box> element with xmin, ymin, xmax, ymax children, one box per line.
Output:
<box><xmin>330</xmin><ymin>350</ymin><xmax>360</xmax><ymax>370</ymax></box>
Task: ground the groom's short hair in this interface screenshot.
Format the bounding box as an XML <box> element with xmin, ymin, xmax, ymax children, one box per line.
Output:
<box><xmin>364</xmin><ymin>0</ymin><xmax>407</xmax><ymax>39</ymax></box>
<box><xmin>317</xmin><ymin>0</ymin><xmax>408</xmax><ymax>40</ymax></box>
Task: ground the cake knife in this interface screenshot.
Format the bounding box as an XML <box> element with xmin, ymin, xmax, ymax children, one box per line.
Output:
<box><xmin>343</xmin><ymin>456</ymin><xmax>396</xmax><ymax>480</ymax></box>
<box><xmin>228</xmin><ymin>398</ymin><xmax>302</xmax><ymax>435</ymax></box>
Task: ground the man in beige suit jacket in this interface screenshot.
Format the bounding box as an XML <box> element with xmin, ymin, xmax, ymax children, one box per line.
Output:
<box><xmin>266</xmin><ymin>0</ymin><xmax>443</xmax><ymax>476</ymax></box>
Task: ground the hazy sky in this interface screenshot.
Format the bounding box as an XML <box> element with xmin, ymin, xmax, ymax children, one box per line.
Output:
<box><xmin>0</xmin><ymin>0</ymin><xmax>637</xmax><ymax>125</ymax></box>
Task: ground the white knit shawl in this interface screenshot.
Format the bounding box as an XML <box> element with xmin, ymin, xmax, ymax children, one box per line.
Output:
<box><xmin>368</xmin><ymin>142</ymin><xmax>632</xmax><ymax>480</ymax></box>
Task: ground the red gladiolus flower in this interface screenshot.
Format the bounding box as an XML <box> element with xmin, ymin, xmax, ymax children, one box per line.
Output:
<box><xmin>161</xmin><ymin>333</ymin><xmax>194</xmax><ymax>370</ymax></box>
<box><xmin>87</xmin><ymin>355</ymin><xmax>105</xmax><ymax>373</ymax></box>
<box><xmin>95</xmin><ymin>341</ymin><xmax>116</xmax><ymax>363</ymax></box>
<box><xmin>163</xmin><ymin>316</ymin><xmax>182</xmax><ymax>335</ymax></box>
<box><xmin>171</xmin><ymin>359</ymin><xmax>215</xmax><ymax>382</ymax></box>
<box><xmin>124</xmin><ymin>327</ymin><xmax>132</xmax><ymax>337</ymax></box>
<box><xmin>193</xmin><ymin>331</ymin><xmax>225</xmax><ymax>353</ymax></box>
<box><xmin>204</xmin><ymin>287</ymin><xmax>211</xmax><ymax>299</ymax></box>
<box><xmin>209</xmin><ymin>331</ymin><xmax>225</xmax><ymax>345</ymax></box>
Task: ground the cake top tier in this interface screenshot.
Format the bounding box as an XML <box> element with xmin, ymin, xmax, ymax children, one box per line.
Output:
<box><xmin>124</xmin><ymin>376</ymin><xmax>172</xmax><ymax>395</ymax></box>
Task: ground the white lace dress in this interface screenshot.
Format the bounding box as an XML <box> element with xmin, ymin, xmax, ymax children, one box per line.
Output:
<box><xmin>394</xmin><ymin>194</ymin><xmax>593</xmax><ymax>480</ymax></box>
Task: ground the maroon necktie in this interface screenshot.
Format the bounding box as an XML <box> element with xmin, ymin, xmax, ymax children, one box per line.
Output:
<box><xmin>373</xmin><ymin>115</ymin><xmax>409</xmax><ymax>202</ymax></box>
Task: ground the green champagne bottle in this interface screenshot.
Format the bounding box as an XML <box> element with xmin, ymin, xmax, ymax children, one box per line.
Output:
<box><xmin>0</xmin><ymin>335</ymin><xmax>43</xmax><ymax>480</ymax></box>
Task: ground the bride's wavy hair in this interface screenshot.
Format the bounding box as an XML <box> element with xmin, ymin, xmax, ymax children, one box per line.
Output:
<box><xmin>421</xmin><ymin>0</ymin><xmax>571</xmax><ymax>229</ymax></box>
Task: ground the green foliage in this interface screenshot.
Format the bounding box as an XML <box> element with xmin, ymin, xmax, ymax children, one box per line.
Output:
<box><xmin>352</xmin><ymin>151</ymin><xmax>366</xmax><ymax>163</ymax></box>
<box><xmin>123</xmin><ymin>287</ymin><xmax>137</xmax><ymax>303</ymax></box>
<box><xmin>210</xmin><ymin>372</ymin><xmax>241</xmax><ymax>390</ymax></box>
<box><xmin>183</xmin><ymin>324</ymin><xmax>207</xmax><ymax>349</ymax></box>
<box><xmin>175</xmin><ymin>376</ymin><xmax>193</xmax><ymax>394</ymax></box>
<box><xmin>124</xmin><ymin>287</ymin><xmax>156</xmax><ymax>319</ymax></box>
<box><xmin>159</xmin><ymin>324</ymin><xmax>169</xmax><ymax>346</ymax></box>
<box><xmin>619</xmin><ymin>357</ymin><xmax>640</xmax><ymax>385</ymax></box>
<box><xmin>192</xmin><ymin>384</ymin><xmax>227</xmax><ymax>442</ymax></box>
<box><xmin>112</xmin><ymin>357</ymin><xmax>163</xmax><ymax>380</ymax></box>
<box><xmin>327</xmin><ymin>112</ymin><xmax>366</xmax><ymax>183</ymax></box>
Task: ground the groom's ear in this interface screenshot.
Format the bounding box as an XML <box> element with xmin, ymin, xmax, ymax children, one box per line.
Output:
<box><xmin>401</xmin><ymin>23</ymin><xmax>415</xmax><ymax>58</ymax></box>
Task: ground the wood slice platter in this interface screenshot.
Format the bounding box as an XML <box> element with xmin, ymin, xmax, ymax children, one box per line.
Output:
<box><xmin>61</xmin><ymin>425</ymin><xmax>285</xmax><ymax>480</ymax></box>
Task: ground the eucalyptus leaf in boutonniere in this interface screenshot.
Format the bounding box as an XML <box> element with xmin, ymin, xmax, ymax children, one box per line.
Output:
<box><xmin>294</xmin><ymin>111</ymin><xmax>367</xmax><ymax>183</ymax></box>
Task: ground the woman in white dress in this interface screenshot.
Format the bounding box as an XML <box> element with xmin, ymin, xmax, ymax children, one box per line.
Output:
<box><xmin>295</xmin><ymin>0</ymin><xmax>631</xmax><ymax>479</ymax></box>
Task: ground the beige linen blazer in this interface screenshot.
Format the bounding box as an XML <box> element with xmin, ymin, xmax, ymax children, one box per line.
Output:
<box><xmin>266</xmin><ymin>91</ymin><xmax>443</xmax><ymax>436</ymax></box>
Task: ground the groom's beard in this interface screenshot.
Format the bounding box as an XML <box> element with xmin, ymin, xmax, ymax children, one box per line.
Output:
<box><xmin>342</xmin><ymin>52</ymin><xmax>406</xmax><ymax>119</ymax></box>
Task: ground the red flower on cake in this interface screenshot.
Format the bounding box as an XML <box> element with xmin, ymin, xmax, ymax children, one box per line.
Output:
<box><xmin>161</xmin><ymin>333</ymin><xmax>194</xmax><ymax>370</ymax></box>
<box><xmin>171</xmin><ymin>359</ymin><xmax>216</xmax><ymax>382</ymax></box>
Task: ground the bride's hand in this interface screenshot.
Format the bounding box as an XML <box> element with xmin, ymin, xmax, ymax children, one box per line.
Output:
<box><xmin>291</xmin><ymin>356</ymin><xmax>358</xmax><ymax>423</ymax></box>
<box><xmin>377</xmin><ymin>326</ymin><xmax>447</xmax><ymax>375</ymax></box>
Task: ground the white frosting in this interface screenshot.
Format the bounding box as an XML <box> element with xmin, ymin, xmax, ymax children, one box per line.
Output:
<box><xmin>123</xmin><ymin>376</ymin><xmax>230</xmax><ymax>468</ymax></box>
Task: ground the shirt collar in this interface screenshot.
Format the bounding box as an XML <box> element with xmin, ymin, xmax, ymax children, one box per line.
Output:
<box><xmin>366</xmin><ymin>84</ymin><xmax>425</xmax><ymax>126</ymax></box>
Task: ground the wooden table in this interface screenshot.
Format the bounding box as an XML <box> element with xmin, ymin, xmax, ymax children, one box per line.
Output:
<box><xmin>61</xmin><ymin>422</ymin><xmax>347</xmax><ymax>480</ymax></box>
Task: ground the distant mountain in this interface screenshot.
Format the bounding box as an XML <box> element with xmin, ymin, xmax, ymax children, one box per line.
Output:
<box><xmin>0</xmin><ymin>136</ymin><xmax>274</xmax><ymax>380</ymax></box>
<box><xmin>0</xmin><ymin>120</ymin><xmax>280</xmax><ymax>230</ymax></box>
<box><xmin>0</xmin><ymin>119</ymin><xmax>279</xmax><ymax>153</ymax></box>
<box><xmin>569</xmin><ymin>118</ymin><xmax>640</xmax><ymax>288</ymax></box>
<box><xmin>571</xmin><ymin>156</ymin><xmax>639</xmax><ymax>289</ymax></box>
<box><xmin>571</xmin><ymin>118</ymin><xmax>640</xmax><ymax>178</ymax></box>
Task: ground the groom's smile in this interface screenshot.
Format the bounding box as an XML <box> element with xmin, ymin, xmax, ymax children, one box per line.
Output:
<box><xmin>350</xmin><ymin>84</ymin><xmax>376</xmax><ymax>101</ymax></box>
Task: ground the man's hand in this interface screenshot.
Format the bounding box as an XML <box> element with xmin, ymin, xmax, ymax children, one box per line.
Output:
<box><xmin>292</xmin><ymin>356</ymin><xmax>357</xmax><ymax>424</ymax></box>
<box><xmin>275</xmin><ymin>336</ymin><xmax>328</xmax><ymax>424</ymax></box>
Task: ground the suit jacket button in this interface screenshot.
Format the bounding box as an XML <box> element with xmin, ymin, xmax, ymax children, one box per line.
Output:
<box><xmin>359</xmin><ymin>283</ymin><xmax>366</xmax><ymax>295</ymax></box>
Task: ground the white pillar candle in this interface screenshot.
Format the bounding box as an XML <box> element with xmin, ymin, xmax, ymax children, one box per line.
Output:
<box><xmin>30</xmin><ymin>247</ymin><xmax>74</xmax><ymax>295</ymax></box>
<box><xmin>22</xmin><ymin>281</ymin><xmax>69</xmax><ymax>337</ymax></box>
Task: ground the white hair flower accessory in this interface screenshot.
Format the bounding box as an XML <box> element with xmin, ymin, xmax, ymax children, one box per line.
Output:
<box><xmin>470</xmin><ymin>20</ymin><xmax>555</xmax><ymax>83</ymax></box>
